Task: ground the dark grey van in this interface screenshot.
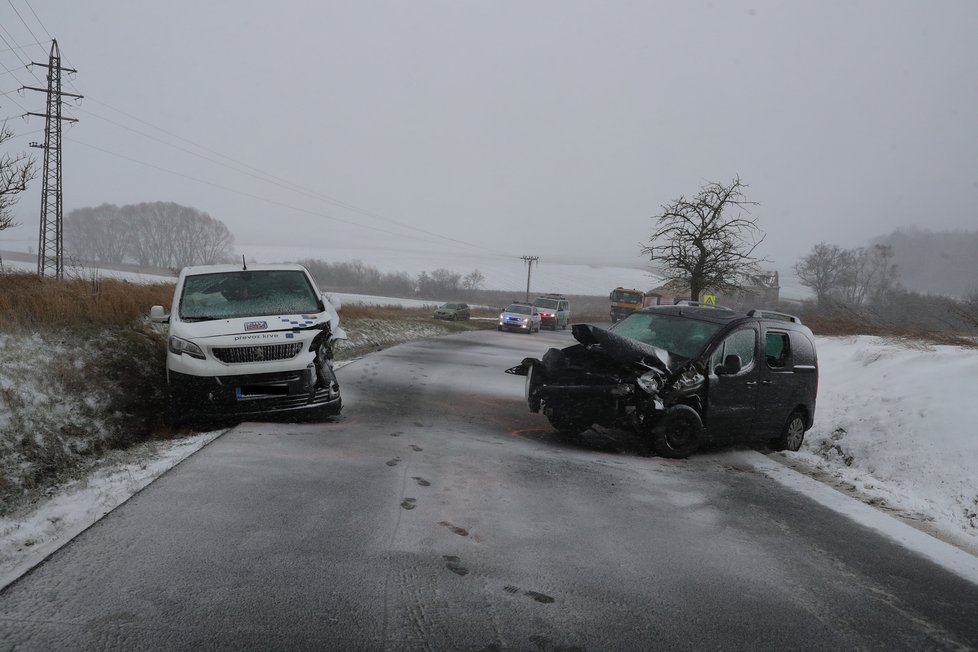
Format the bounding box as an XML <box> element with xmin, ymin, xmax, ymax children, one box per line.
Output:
<box><xmin>506</xmin><ymin>303</ymin><xmax>818</xmax><ymax>458</ymax></box>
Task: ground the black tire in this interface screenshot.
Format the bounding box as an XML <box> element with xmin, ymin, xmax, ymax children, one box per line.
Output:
<box><xmin>525</xmin><ymin>363</ymin><xmax>544</xmax><ymax>412</ymax></box>
<box><xmin>652</xmin><ymin>404</ymin><xmax>703</xmax><ymax>459</ymax></box>
<box><xmin>546</xmin><ymin>406</ymin><xmax>592</xmax><ymax>435</ymax></box>
<box><xmin>770</xmin><ymin>410</ymin><xmax>806</xmax><ymax>452</ymax></box>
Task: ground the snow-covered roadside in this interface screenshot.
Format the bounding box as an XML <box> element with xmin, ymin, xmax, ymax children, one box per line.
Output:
<box><xmin>771</xmin><ymin>335</ymin><xmax>978</xmax><ymax>553</ymax></box>
<box><xmin>0</xmin><ymin>432</ymin><xmax>222</xmax><ymax>589</ymax></box>
<box><xmin>1</xmin><ymin>334</ymin><xmax>976</xmax><ymax>592</ymax></box>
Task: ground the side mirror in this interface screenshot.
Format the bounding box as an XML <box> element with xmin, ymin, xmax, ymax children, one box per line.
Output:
<box><xmin>149</xmin><ymin>305</ymin><xmax>169</xmax><ymax>323</ymax></box>
<box><xmin>715</xmin><ymin>354</ymin><xmax>742</xmax><ymax>376</ymax></box>
<box><xmin>324</xmin><ymin>292</ymin><xmax>341</xmax><ymax>311</ymax></box>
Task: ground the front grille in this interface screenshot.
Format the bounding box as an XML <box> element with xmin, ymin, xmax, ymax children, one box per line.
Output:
<box><xmin>212</xmin><ymin>342</ymin><xmax>304</xmax><ymax>364</ymax></box>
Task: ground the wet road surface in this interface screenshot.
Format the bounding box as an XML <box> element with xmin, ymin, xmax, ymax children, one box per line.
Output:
<box><xmin>2</xmin><ymin>329</ymin><xmax>978</xmax><ymax>650</ymax></box>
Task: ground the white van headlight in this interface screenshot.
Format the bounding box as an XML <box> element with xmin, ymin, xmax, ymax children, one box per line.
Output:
<box><xmin>169</xmin><ymin>336</ymin><xmax>205</xmax><ymax>359</ymax></box>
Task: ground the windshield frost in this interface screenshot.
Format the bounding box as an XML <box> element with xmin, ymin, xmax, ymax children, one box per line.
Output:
<box><xmin>179</xmin><ymin>270</ymin><xmax>321</xmax><ymax>320</ymax></box>
<box><xmin>610</xmin><ymin>313</ymin><xmax>722</xmax><ymax>359</ymax></box>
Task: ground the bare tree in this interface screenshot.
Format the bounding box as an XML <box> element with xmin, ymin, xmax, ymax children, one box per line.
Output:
<box><xmin>65</xmin><ymin>204</ymin><xmax>129</xmax><ymax>264</ymax></box>
<box><xmin>839</xmin><ymin>244</ymin><xmax>899</xmax><ymax>307</ymax></box>
<box><xmin>66</xmin><ymin>201</ymin><xmax>234</xmax><ymax>267</ymax></box>
<box><xmin>0</xmin><ymin>121</ymin><xmax>36</xmax><ymax>232</ymax></box>
<box><xmin>794</xmin><ymin>242</ymin><xmax>851</xmax><ymax>305</ymax></box>
<box><xmin>417</xmin><ymin>268</ymin><xmax>462</xmax><ymax>297</ymax></box>
<box><xmin>642</xmin><ymin>176</ymin><xmax>767</xmax><ymax>301</ymax></box>
<box><xmin>462</xmin><ymin>269</ymin><xmax>485</xmax><ymax>291</ymax></box>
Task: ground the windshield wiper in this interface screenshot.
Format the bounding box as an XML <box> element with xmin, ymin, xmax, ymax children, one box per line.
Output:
<box><xmin>180</xmin><ymin>315</ymin><xmax>228</xmax><ymax>322</ymax></box>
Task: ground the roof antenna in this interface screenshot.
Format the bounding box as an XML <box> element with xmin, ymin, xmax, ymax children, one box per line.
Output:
<box><xmin>242</xmin><ymin>255</ymin><xmax>247</xmax><ymax>271</ymax></box>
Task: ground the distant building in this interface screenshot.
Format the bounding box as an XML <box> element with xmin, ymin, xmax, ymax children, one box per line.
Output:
<box><xmin>645</xmin><ymin>271</ymin><xmax>780</xmax><ymax>307</ymax></box>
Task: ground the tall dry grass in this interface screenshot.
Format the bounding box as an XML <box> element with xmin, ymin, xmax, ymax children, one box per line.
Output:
<box><xmin>0</xmin><ymin>271</ymin><xmax>175</xmax><ymax>330</ymax></box>
<box><xmin>799</xmin><ymin>303</ymin><xmax>978</xmax><ymax>348</ymax></box>
<box><xmin>1</xmin><ymin>272</ymin><xmax>174</xmax><ymax>514</ymax></box>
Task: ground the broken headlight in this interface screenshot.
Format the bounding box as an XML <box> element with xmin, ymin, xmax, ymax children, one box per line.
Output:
<box><xmin>635</xmin><ymin>370</ymin><xmax>663</xmax><ymax>395</ymax></box>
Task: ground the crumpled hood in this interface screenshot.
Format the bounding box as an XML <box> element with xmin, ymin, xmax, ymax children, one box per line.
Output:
<box><xmin>570</xmin><ymin>323</ymin><xmax>704</xmax><ymax>400</ymax></box>
<box><xmin>571</xmin><ymin>323</ymin><xmax>675</xmax><ymax>373</ymax></box>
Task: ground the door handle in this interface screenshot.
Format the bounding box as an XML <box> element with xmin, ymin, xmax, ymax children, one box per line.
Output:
<box><xmin>762</xmin><ymin>380</ymin><xmax>773</xmax><ymax>385</ymax></box>
<box><xmin>745</xmin><ymin>381</ymin><xmax>757</xmax><ymax>386</ymax></box>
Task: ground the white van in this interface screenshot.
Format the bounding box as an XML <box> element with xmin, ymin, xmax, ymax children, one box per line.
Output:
<box><xmin>150</xmin><ymin>263</ymin><xmax>345</xmax><ymax>423</ymax></box>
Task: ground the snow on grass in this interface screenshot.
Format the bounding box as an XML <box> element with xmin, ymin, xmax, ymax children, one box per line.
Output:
<box><xmin>777</xmin><ymin>336</ymin><xmax>978</xmax><ymax>551</ymax></box>
<box><xmin>0</xmin><ymin>432</ymin><xmax>222</xmax><ymax>589</ymax></box>
<box><xmin>329</xmin><ymin>292</ymin><xmax>438</xmax><ymax>310</ymax></box>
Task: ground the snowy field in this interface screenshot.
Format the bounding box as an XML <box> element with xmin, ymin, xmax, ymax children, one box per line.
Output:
<box><xmin>1</xmin><ymin>244</ymin><xmax>812</xmax><ymax>300</ymax></box>
<box><xmin>235</xmin><ymin>242</ymin><xmax>665</xmax><ymax>297</ymax></box>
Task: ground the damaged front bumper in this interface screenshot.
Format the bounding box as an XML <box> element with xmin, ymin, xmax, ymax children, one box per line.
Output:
<box><xmin>168</xmin><ymin>365</ymin><xmax>341</xmax><ymax>422</ymax></box>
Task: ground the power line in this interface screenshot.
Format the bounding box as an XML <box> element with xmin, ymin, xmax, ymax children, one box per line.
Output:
<box><xmin>1</xmin><ymin>2</ymin><xmax>502</xmax><ymax>256</ymax></box>
<box><xmin>0</xmin><ymin>124</ymin><xmax>43</xmax><ymax>138</ymax></box>
<box><xmin>21</xmin><ymin>0</ymin><xmax>52</xmax><ymax>41</ymax></box>
<box><xmin>0</xmin><ymin>23</ymin><xmax>44</xmax><ymax>86</ymax></box>
<box><xmin>7</xmin><ymin>0</ymin><xmax>81</xmax><ymax>97</ymax></box>
<box><xmin>65</xmin><ymin>136</ymin><xmax>456</xmax><ymax>248</ymax></box>
<box><xmin>77</xmin><ymin>97</ymin><xmax>507</xmax><ymax>255</ymax></box>
<box><xmin>5</xmin><ymin>0</ymin><xmax>43</xmax><ymax>48</ymax></box>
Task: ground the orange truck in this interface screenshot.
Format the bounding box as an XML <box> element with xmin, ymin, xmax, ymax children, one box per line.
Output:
<box><xmin>609</xmin><ymin>287</ymin><xmax>646</xmax><ymax>323</ymax></box>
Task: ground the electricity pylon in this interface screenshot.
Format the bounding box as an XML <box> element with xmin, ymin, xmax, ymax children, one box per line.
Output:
<box><xmin>23</xmin><ymin>39</ymin><xmax>82</xmax><ymax>279</ymax></box>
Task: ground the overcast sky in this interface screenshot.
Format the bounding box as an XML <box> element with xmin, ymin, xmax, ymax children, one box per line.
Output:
<box><xmin>2</xmin><ymin>0</ymin><xmax>977</xmax><ymax>274</ymax></box>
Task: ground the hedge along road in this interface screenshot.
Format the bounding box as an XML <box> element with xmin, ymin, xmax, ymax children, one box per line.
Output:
<box><xmin>1</xmin><ymin>329</ymin><xmax>977</xmax><ymax>651</ymax></box>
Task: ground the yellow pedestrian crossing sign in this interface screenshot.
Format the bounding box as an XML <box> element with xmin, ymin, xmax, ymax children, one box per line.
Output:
<box><xmin>702</xmin><ymin>295</ymin><xmax>716</xmax><ymax>305</ymax></box>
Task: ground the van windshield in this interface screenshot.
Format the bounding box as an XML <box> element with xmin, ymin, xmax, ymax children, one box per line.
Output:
<box><xmin>179</xmin><ymin>270</ymin><xmax>322</xmax><ymax>320</ymax></box>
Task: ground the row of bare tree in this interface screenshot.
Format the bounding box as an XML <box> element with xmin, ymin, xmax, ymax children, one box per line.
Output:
<box><xmin>65</xmin><ymin>202</ymin><xmax>234</xmax><ymax>268</ymax></box>
<box><xmin>793</xmin><ymin>243</ymin><xmax>899</xmax><ymax>307</ymax></box>
<box><xmin>298</xmin><ymin>258</ymin><xmax>485</xmax><ymax>298</ymax></box>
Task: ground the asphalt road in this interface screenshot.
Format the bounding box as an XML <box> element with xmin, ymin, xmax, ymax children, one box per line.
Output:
<box><xmin>2</xmin><ymin>329</ymin><xmax>977</xmax><ymax>651</ymax></box>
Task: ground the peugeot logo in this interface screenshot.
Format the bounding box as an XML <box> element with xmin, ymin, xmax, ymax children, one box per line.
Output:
<box><xmin>251</xmin><ymin>347</ymin><xmax>265</xmax><ymax>361</ymax></box>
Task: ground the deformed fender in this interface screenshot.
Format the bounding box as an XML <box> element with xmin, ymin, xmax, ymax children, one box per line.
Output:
<box><xmin>504</xmin><ymin>357</ymin><xmax>539</xmax><ymax>377</ymax></box>
<box><xmin>322</xmin><ymin>294</ymin><xmax>347</xmax><ymax>341</ymax></box>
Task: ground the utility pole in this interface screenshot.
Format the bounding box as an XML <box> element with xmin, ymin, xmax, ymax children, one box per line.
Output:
<box><xmin>521</xmin><ymin>255</ymin><xmax>538</xmax><ymax>302</ymax></box>
<box><xmin>23</xmin><ymin>39</ymin><xmax>81</xmax><ymax>279</ymax></box>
